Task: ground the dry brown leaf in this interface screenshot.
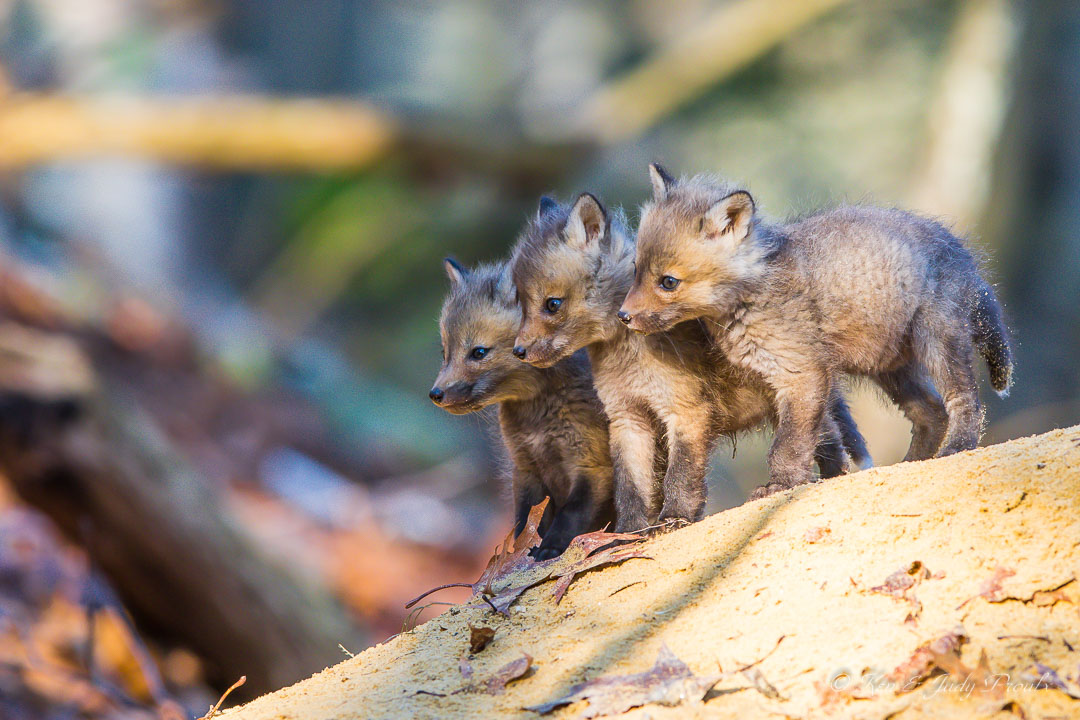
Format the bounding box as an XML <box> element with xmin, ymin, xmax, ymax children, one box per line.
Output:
<box><xmin>1031</xmin><ymin>579</ymin><xmax>1076</xmax><ymax>607</ymax></box>
<box><xmin>871</xmin><ymin>561</ymin><xmax>932</xmax><ymax>619</ymax></box>
<box><xmin>871</xmin><ymin>561</ymin><xmax>931</xmax><ymax>597</ymax></box>
<box><xmin>957</xmin><ymin>566</ymin><xmax>1016</xmax><ymax>609</ymax></box>
<box><xmin>468</xmin><ymin>625</ymin><xmax>495</xmax><ymax>654</ymax></box>
<box><xmin>526</xmin><ymin>645</ymin><xmax>718</xmax><ymax>718</ymax></box>
<box><xmin>888</xmin><ymin>628</ymin><xmax>967</xmax><ymax>687</ymax></box>
<box><xmin>406</xmin><ymin>499</ymin><xmax>551</xmax><ymax>613</ymax></box>
<box><xmin>1022</xmin><ymin>663</ymin><xmax>1080</xmax><ymax>699</ymax></box>
<box><xmin>459</xmin><ymin>654</ymin><xmax>532</xmax><ymax>695</ymax></box>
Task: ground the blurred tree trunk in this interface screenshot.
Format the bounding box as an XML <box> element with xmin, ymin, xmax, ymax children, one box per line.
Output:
<box><xmin>981</xmin><ymin>0</ymin><xmax>1080</xmax><ymax>422</ymax></box>
<box><xmin>0</xmin><ymin>324</ymin><xmax>362</xmax><ymax>698</ymax></box>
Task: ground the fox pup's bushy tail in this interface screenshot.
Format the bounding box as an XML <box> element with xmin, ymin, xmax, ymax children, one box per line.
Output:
<box><xmin>970</xmin><ymin>280</ymin><xmax>1013</xmax><ymax>396</ymax></box>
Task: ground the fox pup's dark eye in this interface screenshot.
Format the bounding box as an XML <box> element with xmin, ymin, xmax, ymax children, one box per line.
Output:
<box><xmin>470</xmin><ymin>346</ymin><xmax>489</xmax><ymax>360</ymax></box>
<box><xmin>659</xmin><ymin>276</ymin><xmax>681</xmax><ymax>291</ymax></box>
<box><xmin>544</xmin><ymin>297</ymin><xmax>563</xmax><ymax>314</ymax></box>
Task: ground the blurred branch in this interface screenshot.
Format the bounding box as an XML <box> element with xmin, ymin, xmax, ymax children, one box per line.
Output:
<box><xmin>573</xmin><ymin>0</ymin><xmax>852</xmax><ymax>143</ymax></box>
<box><xmin>0</xmin><ymin>93</ymin><xmax>591</xmax><ymax>180</ymax></box>
<box><xmin>0</xmin><ymin>94</ymin><xmax>396</xmax><ymax>171</ymax></box>
<box><xmin>908</xmin><ymin>0</ymin><xmax>1014</xmax><ymax>228</ymax></box>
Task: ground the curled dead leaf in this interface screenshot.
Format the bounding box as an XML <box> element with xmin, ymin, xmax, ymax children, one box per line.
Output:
<box><xmin>957</xmin><ymin>566</ymin><xmax>1016</xmax><ymax>609</ymax></box>
<box><xmin>459</xmin><ymin>654</ymin><xmax>532</xmax><ymax>695</ymax></box>
<box><xmin>469</xmin><ymin>625</ymin><xmax>495</xmax><ymax>654</ymax></box>
<box><xmin>889</xmin><ymin>628</ymin><xmax>967</xmax><ymax>688</ymax></box>
<box><xmin>526</xmin><ymin>645</ymin><xmax>718</xmax><ymax>718</ymax></box>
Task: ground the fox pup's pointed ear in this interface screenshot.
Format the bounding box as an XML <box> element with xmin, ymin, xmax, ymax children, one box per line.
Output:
<box><xmin>495</xmin><ymin>265</ymin><xmax>516</xmax><ymax>304</ymax></box>
<box><xmin>704</xmin><ymin>191</ymin><xmax>755</xmax><ymax>243</ymax></box>
<box><xmin>537</xmin><ymin>195</ymin><xmax>559</xmax><ymax>219</ymax></box>
<box><xmin>649</xmin><ymin>163</ymin><xmax>675</xmax><ymax>201</ymax></box>
<box><xmin>444</xmin><ymin>257</ymin><xmax>468</xmax><ymax>287</ymax></box>
<box><xmin>565</xmin><ymin>193</ymin><xmax>608</xmax><ymax>249</ymax></box>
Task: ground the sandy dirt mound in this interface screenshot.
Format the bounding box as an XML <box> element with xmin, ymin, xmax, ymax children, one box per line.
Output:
<box><xmin>225</xmin><ymin>427</ymin><xmax>1080</xmax><ymax>719</ymax></box>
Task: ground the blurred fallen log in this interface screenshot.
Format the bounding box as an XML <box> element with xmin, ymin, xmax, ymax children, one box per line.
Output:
<box><xmin>0</xmin><ymin>322</ymin><xmax>362</xmax><ymax>697</ymax></box>
<box><xmin>0</xmin><ymin>93</ymin><xmax>588</xmax><ymax>181</ymax></box>
<box><xmin>0</xmin><ymin>94</ymin><xmax>395</xmax><ymax>172</ymax></box>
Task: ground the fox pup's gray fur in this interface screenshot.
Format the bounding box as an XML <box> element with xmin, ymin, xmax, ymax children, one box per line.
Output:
<box><xmin>431</xmin><ymin>257</ymin><xmax>614</xmax><ymax>558</ymax></box>
<box><xmin>624</xmin><ymin>164</ymin><xmax>1013</xmax><ymax>495</ymax></box>
<box><xmin>510</xmin><ymin>194</ymin><xmax>871</xmax><ymax>530</ymax></box>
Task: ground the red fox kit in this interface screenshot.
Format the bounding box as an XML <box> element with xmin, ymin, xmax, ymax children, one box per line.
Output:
<box><xmin>623</xmin><ymin>164</ymin><xmax>1013</xmax><ymax>495</ymax></box>
<box><xmin>509</xmin><ymin>194</ymin><xmax>871</xmax><ymax>530</ymax></box>
<box><xmin>430</xmin><ymin>256</ymin><xmax>614</xmax><ymax>558</ymax></box>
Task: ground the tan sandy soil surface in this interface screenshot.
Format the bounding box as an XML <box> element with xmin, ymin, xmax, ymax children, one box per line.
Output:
<box><xmin>225</xmin><ymin>426</ymin><xmax>1080</xmax><ymax>719</ymax></box>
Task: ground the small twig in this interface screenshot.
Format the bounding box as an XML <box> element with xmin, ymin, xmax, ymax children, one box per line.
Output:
<box><xmin>199</xmin><ymin>675</ymin><xmax>247</xmax><ymax>720</ymax></box>
<box><xmin>608</xmin><ymin>581</ymin><xmax>644</xmax><ymax>598</ymax></box>
<box><xmin>997</xmin><ymin>634</ymin><xmax>1051</xmax><ymax>642</ymax></box>
<box><xmin>338</xmin><ymin>643</ymin><xmax>356</xmax><ymax>658</ymax></box>
<box><xmin>735</xmin><ymin>635</ymin><xmax>786</xmax><ymax>673</ymax></box>
<box><xmin>405</xmin><ymin>583</ymin><xmax>473</xmax><ymax>609</ymax></box>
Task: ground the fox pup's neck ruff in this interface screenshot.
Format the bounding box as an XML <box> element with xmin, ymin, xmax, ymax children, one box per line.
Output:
<box><xmin>708</xmin><ymin>221</ymin><xmax>787</xmax><ymax>322</ymax></box>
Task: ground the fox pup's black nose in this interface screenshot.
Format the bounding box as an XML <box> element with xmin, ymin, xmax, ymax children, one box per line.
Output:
<box><xmin>617</xmin><ymin>310</ymin><xmax>632</xmax><ymax>324</ymax></box>
<box><xmin>512</xmin><ymin>345</ymin><xmax>527</xmax><ymax>359</ymax></box>
<box><xmin>429</xmin><ymin>387</ymin><xmax>445</xmax><ymax>402</ymax></box>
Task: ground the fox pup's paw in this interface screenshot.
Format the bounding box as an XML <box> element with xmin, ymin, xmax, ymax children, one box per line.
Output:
<box><xmin>650</xmin><ymin>516</ymin><xmax>692</xmax><ymax>535</ymax></box>
<box><xmin>748</xmin><ymin>482</ymin><xmax>791</xmax><ymax>501</ymax></box>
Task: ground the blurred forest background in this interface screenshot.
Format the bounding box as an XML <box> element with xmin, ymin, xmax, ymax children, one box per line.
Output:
<box><xmin>0</xmin><ymin>0</ymin><xmax>1077</xmax><ymax>717</ymax></box>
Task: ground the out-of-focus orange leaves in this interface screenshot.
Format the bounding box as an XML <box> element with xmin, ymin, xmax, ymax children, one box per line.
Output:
<box><xmin>228</xmin><ymin>486</ymin><xmax>497</xmax><ymax>637</ymax></box>
<box><xmin>0</xmin><ymin>502</ymin><xmax>211</xmax><ymax>719</ymax></box>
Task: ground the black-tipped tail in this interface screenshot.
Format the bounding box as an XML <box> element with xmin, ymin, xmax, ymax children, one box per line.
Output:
<box><xmin>971</xmin><ymin>282</ymin><xmax>1013</xmax><ymax>396</ymax></box>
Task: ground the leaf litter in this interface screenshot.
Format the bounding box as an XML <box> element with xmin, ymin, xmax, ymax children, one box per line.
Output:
<box><xmin>406</xmin><ymin>499</ymin><xmax>650</xmax><ymax>616</ymax></box>
<box><xmin>525</xmin><ymin>645</ymin><xmax>720</xmax><ymax>718</ymax></box>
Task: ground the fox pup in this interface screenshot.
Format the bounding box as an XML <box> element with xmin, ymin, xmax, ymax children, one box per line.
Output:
<box><xmin>430</xmin><ymin>256</ymin><xmax>614</xmax><ymax>558</ymax></box>
<box><xmin>509</xmin><ymin>194</ymin><xmax>871</xmax><ymax>530</ymax></box>
<box><xmin>623</xmin><ymin>164</ymin><xmax>1013</xmax><ymax>495</ymax></box>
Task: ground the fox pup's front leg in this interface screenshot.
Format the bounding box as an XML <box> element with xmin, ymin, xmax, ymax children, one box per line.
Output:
<box><xmin>755</xmin><ymin>369</ymin><xmax>830</xmax><ymax>498</ymax></box>
<box><xmin>534</xmin><ymin>475</ymin><xmax>605</xmax><ymax>560</ymax></box>
<box><xmin>608</xmin><ymin>411</ymin><xmax>660</xmax><ymax>533</ymax></box>
<box><xmin>512</xmin><ymin>472</ymin><xmax>550</xmax><ymax>539</ymax></box>
<box><xmin>657</xmin><ymin>409</ymin><xmax>710</xmax><ymax>524</ymax></box>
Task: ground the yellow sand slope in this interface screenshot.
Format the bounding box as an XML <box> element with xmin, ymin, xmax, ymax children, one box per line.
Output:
<box><xmin>226</xmin><ymin>426</ymin><xmax>1080</xmax><ymax>719</ymax></box>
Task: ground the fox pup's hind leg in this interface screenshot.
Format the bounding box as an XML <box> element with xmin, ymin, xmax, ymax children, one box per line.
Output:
<box><xmin>535</xmin><ymin>477</ymin><xmax>604</xmax><ymax>559</ymax></box>
<box><xmin>877</xmin><ymin>363</ymin><xmax>949</xmax><ymax>461</ymax></box>
<box><xmin>827</xmin><ymin>388</ymin><xmax>872</xmax><ymax>471</ymax></box>
<box><xmin>814</xmin><ymin>413</ymin><xmax>850</xmax><ymax>479</ymax></box>
<box><xmin>918</xmin><ymin>319</ymin><xmax>983</xmax><ymax>456</ymax></box>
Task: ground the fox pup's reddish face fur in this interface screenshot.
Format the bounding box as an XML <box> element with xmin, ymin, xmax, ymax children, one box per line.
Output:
<box><xmin>621</xmin><ymin>164</ymin><xmax>762</xmax><ymax>334</ymax></box>
<box><xmin>513</xmin><ymin>194</ymin><xmax>611</xmax><ymax>368</ymax></box>
<box><xmin>432</xmin><ymin>259</ymin><xmax>538</xmax><ymax>414</ymax></box>
<box><xmin>431</xmin><ymin>255</ymin><xmax>614</xmax><ymax>558</ymax></box>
